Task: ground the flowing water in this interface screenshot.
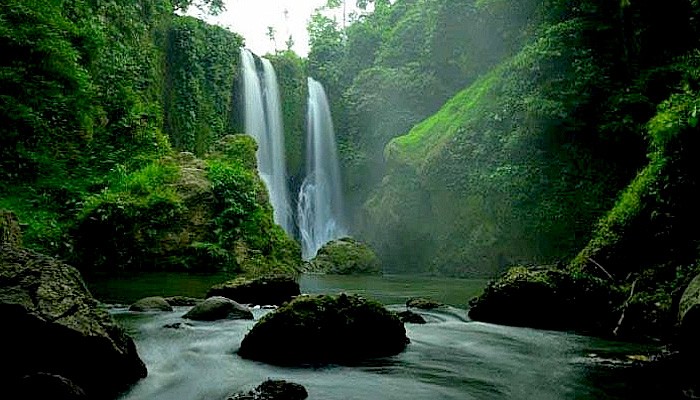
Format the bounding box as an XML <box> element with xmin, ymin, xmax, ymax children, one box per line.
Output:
<box><xmin>87</xmin><ymin>274</ymin><xmax>665</xmax><ymax>400</ymax></box>
<box><xmin>240</xmin><ymin>49</ymin><xmax>292</xmax><ymax>233</ymax></box>
<box><xmin>297</xmin><ymin>78</ymin><xmax>346</xmax><ymax>260</ymax></box>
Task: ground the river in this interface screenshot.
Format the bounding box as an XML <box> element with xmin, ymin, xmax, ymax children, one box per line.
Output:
<box><xmin>87</xmin><ymin>274</ymin><xmax>664</xmax><ymax>400</ymax></box>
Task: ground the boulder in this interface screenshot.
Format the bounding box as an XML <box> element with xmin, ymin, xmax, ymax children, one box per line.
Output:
<box><xmin>227</xmin><ymin>380</ymin><xmax>308</xmax><ymax>400</ymax></box>
<box><xmin>0</xmin><ymin>210</ymin><xmax>21</xmax><ymax>247</ymax></box>
<box><xmin>0</xmin><ymin>245</ymin><xmax>147</xmax><ymax>399</ymax></box>
<box><xmin>129</xmin><ymin>296</ymin><xmax>173</xmax><ymax>312</ymax></box>
<box><xmin>679</xmin><ymin>273</ymin><xmax>700</xmax><ymax>353</ymax></box>
<box><xmin>13</xmin><ymin>373</ymin><xmax>88</xmax><ymax>400</ymax></box>
<box><xmin>468</xmin><ymin>266</ymin><xmax>616</xmax><ymax>332</ymax></box>
<box><xmin>182</xmin><ymin>296</ymin><xmax>253</xmax><ymax>321</ymax></box>
<box><xmin>306</xmin><ymin>237</ymin><xmax>381</xmax><ymax>275</ymax></box>
<box><xmin>406</xmin><ymin>297</ymin><xmax>443</xmax><ymax>310</ymax></box>
<box><xmin>398</xmin><ymin>310</ymin><xmax>427</xmax><ymax>324</ymax></box>
<box><xmin>207</xmin><ymin>275</ymin><xmax>299</xmax><ymax>306</ymax></box>
<box><xmin>163</xmin><ymin>296</ymin><xmax>202</xmax><ymax>307</ymax></box>
<box><xmin>238</xmin><ymin>294</ymin><xmax>409</xmax><ymax>365</ymax></box>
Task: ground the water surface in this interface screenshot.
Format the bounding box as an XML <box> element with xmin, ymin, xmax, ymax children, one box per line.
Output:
<box><xmin>92</xmin><ymin>274</ymin><xmax>664</xmax><ymax>400</ymax></box>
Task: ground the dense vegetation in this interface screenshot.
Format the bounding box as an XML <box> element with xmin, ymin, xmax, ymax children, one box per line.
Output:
<box><xmin>0</xmin><ymin>0</ymin><xmax>301</xmax><ymax>274</ymax></box>
<box><xmin>307</xmin><ymin>0</ymin><xmax>700</xmax><ymax>280</ymax></box>
<box><xmin>3</xmin><ymin>0</ymin><xmax>700</xmax><ymax>347</ymax></box>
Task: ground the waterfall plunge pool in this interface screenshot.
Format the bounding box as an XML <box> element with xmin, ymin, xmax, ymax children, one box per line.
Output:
<box><xmin>86</xmin><ymin>274</ymin><xmax>665</xmax><ymax>400</ymax></box>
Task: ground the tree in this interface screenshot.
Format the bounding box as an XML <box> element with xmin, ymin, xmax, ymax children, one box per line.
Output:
<box><xmin>285</xmin><ymin>35</ymin><xmax>295</xmax><ymax>51</ymax></box>
<box><xmin>173</xmin><ymin>0</ymin><xmax>225</xmax><ymax>16</ymax></box>
<box><xmin>266</xmin><ymin>26</ymin><xmax>277</xmax><ymax>50</ymax></box>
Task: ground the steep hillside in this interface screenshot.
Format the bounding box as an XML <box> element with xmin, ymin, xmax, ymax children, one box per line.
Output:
<box><xmin>363</xmin><ymin>0</ymin><xmax>696</xmax><ymax>275</ymax></box>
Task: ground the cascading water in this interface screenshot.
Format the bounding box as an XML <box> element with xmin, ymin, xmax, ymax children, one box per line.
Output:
<box><xmin>240</xmin><ymin>48</ymin><xmax>293</xmax><ymax>234</ymax></box>
<box><xmin>297</xmin><ymin>77</ymin><xmax>346</xmax><ymax>260</ymax></box>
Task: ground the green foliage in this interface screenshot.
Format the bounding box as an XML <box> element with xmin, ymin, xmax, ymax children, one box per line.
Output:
<box><xmin>267</xmin><ymin>51</ymin><xmax>308</xmax><ymax>182</ymax></box>
<box><xmin>164</xmin><ymin>16</ymin><xmax>243</xmax><ymax>155</ymax></box>
<box><xmin>367</xmin><ymin>17</ymin><xmax>641</xmax><ymax>275</ymax></box>
<box><xmin>0</xmin><ymin>0</ymin><xmax>99</xmax><ymax>180</ymax></box>
<box><xmin>74</xmin><ymin>160</ymin><xmax>184</xmax><ymax>271</ymax></box>
<box><xmin>573</xmin><ymin>52</ymin><xmax>700</xmax><ymax>278</ymax></box>
<box><xmin>207</xmin><ymin>140</ymin><xmax>301</xmax><ymax>275</ymax></box>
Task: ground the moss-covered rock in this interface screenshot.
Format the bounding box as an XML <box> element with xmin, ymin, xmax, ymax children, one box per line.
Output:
<box><xmin>74</xmin><ymin>136</ymin><xmax>301</xmax><ymax>275</ymax></box>
<box><xmin>468</xmin><ymin>266</ymin><xmax>619</xmax><ymax>333</ymax></box>
<box><xmin>207</xmin><ymin>274</ymin><xmax>299</xmax><ymax>306</ymax></box>
<box><xmin>306</xmin><ymin>237</ymin><xmax>381</xmax><ymax>275</ymax></box>
<box><xmin>238</xmin><ymin>294</ymin><xmax>408</xmax><ymax>365</ymax></box>
<box><xmin>182</xmin><ymin>296</ymin><xmax>253</xmax><ymax>321</ymax></box>
<box><xmin>163</xmin><ymin>296</ymin><xmax>202</xmax><ymax>307</ymax></box>
<box><xmin>227</xmin><ymin>380</ymin><xmax>308</xmax><ymax>400</ymax></box>
<box><xmin>398</xmin><ymin>310</ymin><xmax>426</xmax><ymax>324</ymax></box>
<box><xmin>406</xmin><ymin>297</ymin><xmax>444</xmax><ymax>310</ymax></box>
<box><xmin>0</xmin><ymin>244</ymin><xmax>147</xmax><ymax>398</ymax></box>
<box><xmin>129</xmin><ymin>296</ymin><xmax>174</xmax><ymax>312</ymax></box>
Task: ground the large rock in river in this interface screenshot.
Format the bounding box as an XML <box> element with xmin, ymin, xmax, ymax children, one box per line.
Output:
<box><xmin>129</xmin><ymin>296</ymin><xmax>173</xmax><ymax>312</ymax></box>
<box><xmin>227</xmin><ymin>380</ymin><xmax>308</xmax><ymax>400</ymax></box>
<box><xmin>182</xmin><ymin>296</ymin><xmax>253</xmax><ymax>321</ymax></box>
<box><xmin>238</xmin><ymin>294</ymin><xmax>408</xmax><ymax>365</ymax></box>
<box><xmin>305</xmin><ymin>237</ymin><xmax>381</xmax><ymax>275</ymax></box>
<box><xmin>206</xmin><ymin>274</ymin><xmax>299</xmax><ymax>306</ymax></box>
<box><xmin>468</xmin><ymin>266</ymin><xmax>616</xmax><ymax>332</ymax></box>
<box><xmin>0</xmin><ymin>244</ymin><xmax>147</xmax><ymax>399</ymax></box>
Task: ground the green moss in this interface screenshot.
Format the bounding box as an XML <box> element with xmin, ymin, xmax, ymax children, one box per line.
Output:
<box><xmin>468</xmin><ymin>266</ymin><xmax>620</xmax><ymax>333</ymax></box>
<box><xmin>307</xmin><ymin>237</ymin><xmax>381</xmax><ymax>275</ymax></box>
<box><xmin>239</xmin><ymin>294</ymin><xmax>408</xmax><ymax>365</ymax></box>
<box><xmin>366</xmin><ymin>19</ymin><xmax>630</xmax><ymax>275</ymax></box>
<box><xmin>267</xmin><ymin>51</ymin><xmax>308</xmax><ymax>181</ymax></box>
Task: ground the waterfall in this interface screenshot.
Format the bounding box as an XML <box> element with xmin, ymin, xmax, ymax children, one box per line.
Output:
<box><xmin>240</xmin><ymin>48</ymin><xmax>293</xmax><ymax>234</ymax></box>
<box><xmin>297</xmin><ymin>77</ymin><xmax>346</xmax><ymax>260</ymax></box>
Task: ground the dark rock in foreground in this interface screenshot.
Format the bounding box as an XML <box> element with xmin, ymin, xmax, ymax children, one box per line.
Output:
<box><xmin>406</xmin><ymin>297</ymin><xmax>444</xmax><ymax>310</ymax></box>
<box><xmin>182</xmin><ymin>296</ymin><xmax>253</xmax><ymax>321</ymax></box>
<box><xmin>13</xmin><ymin>373</ymin><xmax>88</xmax><ymax>400</ymax></box>
<box><xmin>227</xmin><ymin>380</ymin><xmax>308</xmax><ymax>400</ymax></box>
<box><xmin>0</xmin><ymin>245</ymin><xmax>147</xmax><ymax>399</ymax></box>
<box><xmin>398</xmin><ymin>310</ymin><xmax>427</xmax><ymax>324</ymax></box>
<box><xmin>207</xmin><ymin>275</ymin><xmax>299</xmax><ymax>306</ymax></box>
<box><xmin>129</xmin><ymin>296</ymin><xmax>173</xmax><ymax>312</ymax></box>
<box><xmin>238</xmin><ymin>294</ymin><xmax>408</xmax><ymax>365</ymax></box>
<box><xmin>468</xmin><ymin>266</ymin><xmax>616</xmax><ymax>332</ymax></box>
<box><xmin>305</xmin><ymin>237</ymin><xmax>381</xmax><ymax>275</ymax></box>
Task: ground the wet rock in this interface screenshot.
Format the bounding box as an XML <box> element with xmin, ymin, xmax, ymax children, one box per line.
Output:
<box><xmin>239</xmin><ymin>294</ymin><xmax>409</xmax><ymax>365</ymax></box>
<box><xmin>163</xmin><ymin>322</ymin><xmax>193</xmax><ymax>329</ymax></box>
<box><xmin>0</xmin><ymin>245</ymin><xmax>147</xmax><ymax>399</ymax></box>
<box><xmin>13</xmin><ymin>373</ymin><xmax>88</xmax><ymax>400</ymax></box>
<box><xmin>227</xmin><ymin>380</ymin><xmax>308</xmax><ymax>400</ymax></box>
<box><xmin>305</xmin><ymin>237</ymin><xmax>381</xmax><ymax>275</ymax></box>
<box><xmin>129</xmin><ymin>296</ymin><xmax>173</xmax><ymax>312</ymax></box>
<box><xmin>406</xmin><ymin>297</ymin><xmax>443</xmax><ymax>310</ymax></box>
<box><xmin>207</xmin><ymin>275</ymin><xmax>299</xmax><ymax>306</ymax></box>
<box><xmin>164</xmin><ymin>296</ymin><xmax>202</xmax><ymax>307</ymax></box>
<box><xmin>467</xmin><ymin>266</ymin><xmax>616</xmax><ymax>332</ymax></box>
<box><xmin>398</xmin><ymin>310</ymin><xmax>427</xmax><ymax>324</ymax></box>
<box><xmin>182</xmin><ymin>296</ymin><xmax>253</xmax><ymax>321</ymax></box>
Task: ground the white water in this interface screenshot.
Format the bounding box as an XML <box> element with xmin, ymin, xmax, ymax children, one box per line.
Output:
<box><xmin>297</xmin><ymin>78</ymin><xmax>346</xmax><ymax>260</ymax></box>
<box><xmin>240</xmin><ymin>49</ymin><xmax>293</xmax><ymax>234</ymax></box>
